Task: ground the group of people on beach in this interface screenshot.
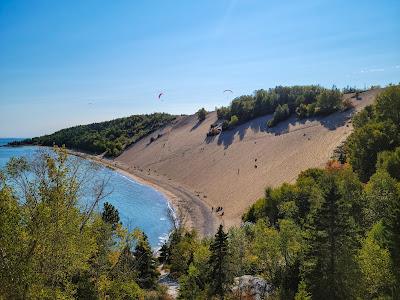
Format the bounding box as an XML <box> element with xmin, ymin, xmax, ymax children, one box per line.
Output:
<box><xmin>211</xmin><ymin>206</ymin><xmax>224</xmax><ymax>217</ymax></box>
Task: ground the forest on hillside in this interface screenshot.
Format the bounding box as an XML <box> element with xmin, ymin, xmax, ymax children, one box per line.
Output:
<box><xmin>216</xmin><ymin>85</ymin><xmax>352</xmax><ymax>130</ymax></box>
<box><xmin>162</xmin><ymin>86</ymin><xmax>400</xmax><ymax>299</ymax></box>
<box><xmin>23</xmin><ymin>113</ymin><xmax>176</xmax><ymax>157</ymax></box>
<box><xmin>0</xmin><ymin>86</ymin><xmax>399</xmax><ymax>299</ymax></box>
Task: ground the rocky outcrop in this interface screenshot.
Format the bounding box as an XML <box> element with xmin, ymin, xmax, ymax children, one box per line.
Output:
<box><xmin>231</xmin><ymin>275</ymin><xmax>273</xmax><ymax>299</ymax></box>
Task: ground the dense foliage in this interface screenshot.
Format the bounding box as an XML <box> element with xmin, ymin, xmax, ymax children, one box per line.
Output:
<box><xmin>27</xmin><ymin>113</ymin><xmax>176</xmax><ymax>157</ymax></box>
<box><xmin>0</xmin><ymin>148</ymin><xmax>166</xmax><ymax>299</ymax></box>
<box><xmin>238</xmin><ymin>162</ymin><xmax>400</xmax><ymax>298</ymax></box>
<box><xmin>159</xmin><ymin>86</ymin><xmax>400</xmax><ymax>299</ymax></box>
<box><xmin>347</xmin><ymin>85</ymin><xmax>400</xmax><ymax>181</ymax></box>
<box><xmin>237</xmin><ymin>86</ymin><xmax>400</xmax><ymax>299</ymax></box>
<box><xmin>216</xmin><ymin>85</ymin><xmax>345</xmax><ymax>129</ymax></box>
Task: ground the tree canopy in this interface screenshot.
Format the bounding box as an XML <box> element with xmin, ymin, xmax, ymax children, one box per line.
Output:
<box><xmin>0</xmin><ymin>147</ymin><xmax>168</xmax><ymax>299</ymax></box>
<box><xmin>22</xmin><ymin>113</ymin><xmax>176</xmax><ymax>157</ymax></box>
<box><xmin>217</xmin><ymin>85</ymin><xmax>345</xmax><ymax>129</ymax></box>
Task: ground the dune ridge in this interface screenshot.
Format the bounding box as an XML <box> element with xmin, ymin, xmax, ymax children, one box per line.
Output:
<box><xmin>116</xmin><ymin>89</ymin><xmax>381</xmax><ymax>231</ymax></box>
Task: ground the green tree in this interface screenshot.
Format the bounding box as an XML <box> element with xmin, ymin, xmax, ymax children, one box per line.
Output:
<box><xmin>375</xmin><ymin>85</ymin><xmax>400</xmax><ymax>126</ymax></box>
<box><xmin>133</xmin><ymin>233</ymin><xmax>159</xmax><ymax>289</ymax></box>
<box><xmin>102</xmin><ymin>201</ymin><xmax>120</xmax><ymax>229</ymax></box>
<box><xmin>196</xmin><ymin>108</ymin><xmax>207</xmax><ymax>122</ymax></box>
<box><xmin>178</xmin><ymin>242</ymin><xmax>210</xmax><ymax>299</ymax></box>
<box><xmin>315</xmin><ymin>89</ymin><xmax>342</xmax><ymax>115</ymax></box>
<box><xmin>252</xmin><ymin>219</ymin><xmax>284</xmax><ymax>286</ymax></box>
<box><xmin>268</xmin><ymin>103</ymin><xmax>290</xmax><ymax>127</ymax></box>
<box><xmin>357</xmin><ymin>221</ymin><xmax>395</xmax><ymax>298</ymax></box>
<box><xmin>347</xmin><ymin>121</ymin><xmax>399</xmax><ymax>181</ymax></box>
<box><xmin>0</xmin><ymin>177</ymin><xmax>26</xmax><ymax>298</ymax></box>
<box><xmin>364</xmin><ymin>170</ymin><xmax>399</xmax><ymax>227</ymax></box>
<box><xmin>208</xmin><ymin>225</ymin><xmax>231</xmax><ymax>299</ymax></box>
<box><xmin>0</xmin><ymin>149</ymin><xmax>101</xmax><ymax>298</ymax></box>
<box><xmin>0</xmin><ymin>147</ymin><xmax>150</xmax><ymax>299</ymax></box>
<box><xmin>302</xmin><ymin>173</ymin><xmax>359</xmax><ymax>299</ymax></box>
<box><xmin>377</xmin><ymin>147</ymin><xmax>400</xmax><ymax>180</ymax></box>
<box><xmin>228</xmin><ymin>225</ymin><xmax>253</xmax><ymax>277</ymax></box>
<box><xmin>352</xmin><ymin>105</ymin><xmax>375</xmax><ymax>129</ymax></box>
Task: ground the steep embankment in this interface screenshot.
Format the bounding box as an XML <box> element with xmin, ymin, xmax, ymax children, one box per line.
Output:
<box><xmin>116</xmin><ymin>89</ymin><xmax>381</xmax><ymax>229</ymax></box>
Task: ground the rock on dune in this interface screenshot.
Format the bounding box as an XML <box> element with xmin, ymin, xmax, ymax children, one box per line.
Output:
<box><xmin>116</xmin><ymin>89</ymin><xmax>381</xmax><ymax>228</ymax></box>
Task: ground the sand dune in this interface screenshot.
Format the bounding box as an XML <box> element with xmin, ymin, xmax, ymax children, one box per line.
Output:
<box><xmin>116</xmin><ymin>89</ymin><xmax>381</xmax><ymax>231</ymax></box>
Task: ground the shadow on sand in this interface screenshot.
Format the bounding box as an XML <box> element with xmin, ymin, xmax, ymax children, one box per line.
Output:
<box><xmin>205</xmin><ymin>108</ymin><xmax>355</xmax><ymax>149</ymax></box>
<box><xmin>190</xmin><ymin>120</ymin><xmax>203</xmax><ymax>131</ymax></box>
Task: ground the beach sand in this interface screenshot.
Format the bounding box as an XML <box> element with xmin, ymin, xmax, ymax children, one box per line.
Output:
<box><xmin>68</xmin><ymin>89</ymin><xmax>380</xmax><ymax>235</ymax></box>
<box><xmin>115</xmin><ymin>89</ymin><xmax>381</xmax><ymax>230</ymax></box>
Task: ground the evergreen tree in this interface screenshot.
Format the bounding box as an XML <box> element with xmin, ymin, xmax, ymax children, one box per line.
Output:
<box><xmin>102</xmin><ymin>201</ymin><xmax>120</xmax><ymax>229</ymax></box>
<box><xmin>158</xmin><ymin>243</ymin><xmax>169</xmax><ymax>264</ymax></box>
<box><xmin>133</xmin><ymin>233</ymin><xmax>159</xmax><ymax>289</ymax></box>
<box><xmin>302</xmin><ymin>173</ymin><xmax>359</xmax><ymax>299</ymax></box>
<box><xmin>208</xmin><ymin>224</ymin><xmax>231</xmax><ymax>299</ymax></box>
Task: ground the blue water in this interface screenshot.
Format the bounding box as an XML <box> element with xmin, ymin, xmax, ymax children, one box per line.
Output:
<box><xmin>0</xmin><ymin>138</ymin><xmax>173</xmax><ymax>248</ymax></box>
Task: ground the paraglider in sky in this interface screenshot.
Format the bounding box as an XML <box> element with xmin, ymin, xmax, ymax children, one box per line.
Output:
<box><xmin>158</xmin><ymin>92</ymin><xmax>164</xmax><ymax>99</ymax></box>
<box><xmin>223</xmin><ymin>89</ymin><xmax>233</xmax><ymax>102</ymax></box>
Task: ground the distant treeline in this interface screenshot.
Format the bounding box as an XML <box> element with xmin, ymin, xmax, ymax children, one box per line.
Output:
<box><xmin>21</xmin><ymin>113</ymin><xmax>176</xmax><ymax>157</ymax></box>
<box><xmin>216</xmin><ymin>85</ymin><xmax>352</xmax><ymax>129</ymax></box>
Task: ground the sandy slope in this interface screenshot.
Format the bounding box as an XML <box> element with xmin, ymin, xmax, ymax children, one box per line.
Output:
<box><xmin>116</xmin><ymin>89</ymin><xmax>381</xmax><ymax>231</ymax></box>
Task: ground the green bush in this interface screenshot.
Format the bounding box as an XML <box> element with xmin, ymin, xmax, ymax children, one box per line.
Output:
<box><xmin>347</xmin><ymin>86</ymin><xmax>400</xmax><ymax>181</ymax></box>
<box><xmin>196</xmin><ymin>108</ymin><xmax>207</xmax><ymax>122</ymax></box>
<box><xmin>228</xmin><ymin>115</ymin><xmax>239</xmax><ymax>127</ymax></box>
<box><xmin>315</xmin><ymin>89</ymin><xmax>342</xmax><ymax>115</ymax></box>
<box><xmin>267</xmin><ymin>104</ymin><xmax>290</xmax><ymax>127</ymax></box>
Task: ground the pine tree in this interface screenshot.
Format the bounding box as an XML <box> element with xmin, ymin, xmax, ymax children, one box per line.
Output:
<box><xmin>208</xmin><ymin>224</ymin><xmax>231</xmax><ymax>299</ymax></box>
<box><xmin>101</xmin><ymin>201</ymin><xmax>120</xmax><ymax>229</ymax></box>
<box><xmin>302</xmin><ymin>173</ymin><xmax>359</xmax><ymax>299</ymax></box>
<box><xmin>133</xmin><ymin>233</ymin><xmax>159</xmax><ymax>289</ymax></box>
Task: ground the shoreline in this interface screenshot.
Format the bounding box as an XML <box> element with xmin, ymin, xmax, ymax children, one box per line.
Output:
<box><xmin>67</xmin><ymin>149</ymin><xmax>217</xmax><ymax>237</ymax></box>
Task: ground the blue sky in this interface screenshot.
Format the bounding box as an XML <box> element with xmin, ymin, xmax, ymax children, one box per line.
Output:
<box><xmin>1</xmin><ymin>0</ymin><xmax>399</xmax><ymax>137</ymax></box>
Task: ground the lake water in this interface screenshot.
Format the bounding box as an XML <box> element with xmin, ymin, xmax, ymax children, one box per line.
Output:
<box><xmin>0</xmin><ymin>138</ymin><xmax>173</xmax><ymax>248</ymax></box>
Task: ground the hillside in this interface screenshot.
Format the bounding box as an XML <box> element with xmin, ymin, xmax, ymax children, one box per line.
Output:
<box><xmin>115</xmin><ymin>88</ymin><xmax>382</xmax><ymax>228</ymax></box>
<box><xmin>28</xmin><ymin>113</ymin><xmax>176</xmax><ymax>157</ymax></box>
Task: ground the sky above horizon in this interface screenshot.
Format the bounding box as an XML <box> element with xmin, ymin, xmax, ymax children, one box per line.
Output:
<box><xmin>1</xmin><ymin>0</ymin><xmax>399</xmax><ymax>137</ymax></box>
